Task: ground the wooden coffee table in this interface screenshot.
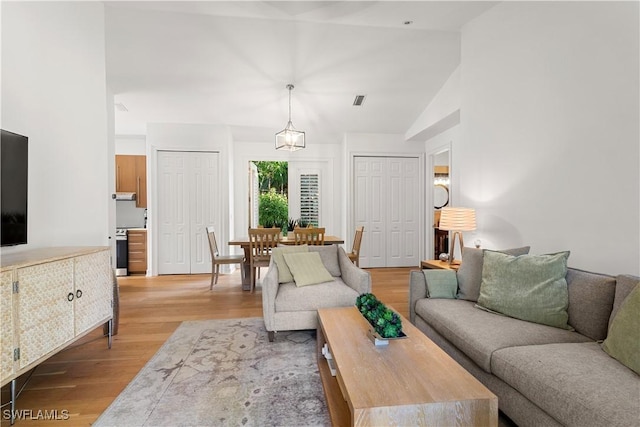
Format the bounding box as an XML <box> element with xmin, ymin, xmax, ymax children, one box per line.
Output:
<box><xmin>317</xmin><ymin>306</ymin><xmax>497</xmax><ymax>426</ymax></box>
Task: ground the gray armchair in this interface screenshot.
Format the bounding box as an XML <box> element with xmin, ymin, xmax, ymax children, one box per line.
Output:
<box><xmin>262</xmin><ymin>245</ymin><xmax>371</xmax><ymax>341</ymax></box>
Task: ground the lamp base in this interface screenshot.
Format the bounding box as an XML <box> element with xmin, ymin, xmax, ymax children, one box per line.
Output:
<box><xmin>448</xmin><ymin>232</ymin><xmax>465</xmax><ymax>265</ymax></box>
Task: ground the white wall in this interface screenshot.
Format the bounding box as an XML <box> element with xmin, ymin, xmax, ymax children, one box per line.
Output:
<box><xmin>1</xmin><ymin>2</ymin><xmax>109</xmax><ymax>252</ymax></box>
<box><xmin>406</xmin><ymin>66</ymin><xmax>461</xmax><ymax>142</ymax></box>
<box><xmin>458</xmin><ymin>2</ymin><xmax>639</xmax><ymax>275</ymax></box>
<box><xmin>115</xmin><ymin>135</ymin><xmax>146</xmax><ymax>155</ymax></box>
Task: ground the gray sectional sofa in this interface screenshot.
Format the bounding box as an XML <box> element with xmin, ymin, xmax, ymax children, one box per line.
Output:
<box><xmin>409</xmin><ymin>248</ymin><xmax>639</xmax><ymax>427</ymax></box>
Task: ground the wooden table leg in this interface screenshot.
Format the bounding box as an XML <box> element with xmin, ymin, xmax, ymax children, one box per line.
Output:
<box><xmin>241</xmin><ymin>246</ymin><xmax>252</xmax><ymax>291</ymax></box>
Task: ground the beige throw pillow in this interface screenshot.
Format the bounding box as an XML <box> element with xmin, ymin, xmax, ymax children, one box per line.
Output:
<box><xmin>283</xmin><ymin>252</ymin><xmax>334</xmax><ymax>287</ymax></box>
<box><xmin>602</xmin><ymin>284</ymin><xmax>640</xmax><ymax>375</ymax></box>
<box><xmin>272</xmin><ymin>245</ymin><xmax>308</xmax><ymax>283</ymax></box>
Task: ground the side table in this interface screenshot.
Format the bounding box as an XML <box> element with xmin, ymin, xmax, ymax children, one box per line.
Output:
<box><xmin>420</xmin><ymin>259</ymin><xmax>460</xmax><ymax>271</ymax></box>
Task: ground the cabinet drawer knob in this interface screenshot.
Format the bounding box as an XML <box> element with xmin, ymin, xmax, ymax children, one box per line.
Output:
<box><xmin>67</xmin><ymin>292</ymin><xmax>74</xmax><ymax>302</ymax></box>
<box><xmin>76</xmin><ymin>289</ymin><xmax>83</xmax><ymax>299</ymax></box>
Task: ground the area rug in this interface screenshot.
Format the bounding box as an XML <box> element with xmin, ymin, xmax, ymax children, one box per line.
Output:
<box><xmin>94</xmin><ymin>318</ymin><xmax>330</xmax><ymax>426</ymax></box>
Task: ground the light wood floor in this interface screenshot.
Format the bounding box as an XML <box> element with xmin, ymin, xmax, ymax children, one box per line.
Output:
<box><xmin>0</xmin><ymin>267</ymin><xmax>414</xmax><ymax>426</ymax></box>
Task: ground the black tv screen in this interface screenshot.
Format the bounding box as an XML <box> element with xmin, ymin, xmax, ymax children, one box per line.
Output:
<box><xmin>1</xmin><ymin>130</ymin><xmax>28</xmax><ymax>246</ymax></box>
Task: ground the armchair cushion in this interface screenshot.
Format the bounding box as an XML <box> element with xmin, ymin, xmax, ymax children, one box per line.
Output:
<box><xmin>272</xmin><ymin>245</ymin><xmax>308</xmax><ymax>283</ymax></box>
<box><xmin>284</xmin><ymin>252</ymin><xmax>334</xmax><ymax>287</ymax></box>
<box><xmin>309</xmin><ymin>245</ymin><xmax>341</xmax><ymax>276</ymax></box>
<box><xmin>275</xmin><ymin>279</ymin><xmax>359</xmax><ymax>312</ymax></box>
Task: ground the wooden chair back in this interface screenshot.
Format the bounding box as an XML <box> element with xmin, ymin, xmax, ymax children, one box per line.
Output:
<box><xmin>206</xmin><ymin>226</ymin><xmax>220</xmax><ymax>259</ymax></box>
<box><xmin>206</xmin><ymin>226</ymin><xmax>244</xmax><ymax>289</ymax></box>
<box><xmin>248</xmin><ymin>228</ymin><xmax>281</xmax><ymax>291</ymax></box>
<box><xmin>293</xmin><ymin>227</ymin><xmax>325</xmax><ymax>245</ymax></box>
<box><xmin>348</xmin><ymin>226</ymin><xmax>364</xmax><ymax>267</ymax></box>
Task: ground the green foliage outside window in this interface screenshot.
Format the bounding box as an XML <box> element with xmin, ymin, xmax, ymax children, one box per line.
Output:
<box><xmin>259</xmin><ymin>189</ymin><xmax>288</xmax><ymax>229</ymax></box>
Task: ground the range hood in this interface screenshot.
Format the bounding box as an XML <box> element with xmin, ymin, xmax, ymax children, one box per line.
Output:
<box><xmin>114</xmin><ymin>192</ymin><xmax>136</xmax><ymax>201</ymax></box>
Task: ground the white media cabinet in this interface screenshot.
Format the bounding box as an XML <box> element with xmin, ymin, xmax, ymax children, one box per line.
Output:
<box><xmin>1</xmin><ymin>247</ymin><xmax>113</xmax><ymax>424</ymax></box>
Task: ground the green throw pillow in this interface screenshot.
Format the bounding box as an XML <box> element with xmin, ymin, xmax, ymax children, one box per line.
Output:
<box><xmin>272</xmin><ymin>245</ymin><xmax>308</xmax><ymax>283</ymax></box>
<box><xmin>602</xmin><ymin>284</ymin><xmax>640</xmax><ymax>375</ymax></box>
<box><xmin>423</xmin><ymin>270</ymin><xmax>458</xmax><ymax>299</ymax></box>
<box><xmin>283</xmin><ymin>252</ymin><xmax>334</xmax><ymax>287</ymax></box>
<box><xmin>477</xmin><ymin>250</ymin><xmax>571</xmax><ymax>329</ymax></box>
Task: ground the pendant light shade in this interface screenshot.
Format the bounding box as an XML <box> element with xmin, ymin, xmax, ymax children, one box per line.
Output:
<box><xmin>275</xmin><ymin>84</ymin><xmax>305</xmax><ymax>151</ymax></box>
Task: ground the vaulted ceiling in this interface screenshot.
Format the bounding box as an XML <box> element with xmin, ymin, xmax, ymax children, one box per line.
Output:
<box><xmin>105</xmin><ymin>1</ymin><xmax>497</xmax><ymax>142</ymax></box>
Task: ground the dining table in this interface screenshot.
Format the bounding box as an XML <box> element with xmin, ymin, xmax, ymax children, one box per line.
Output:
<box><xmin>228</xmin><ymin>235</ymin><xmax>345</xmax><ymax>291</ymax></box>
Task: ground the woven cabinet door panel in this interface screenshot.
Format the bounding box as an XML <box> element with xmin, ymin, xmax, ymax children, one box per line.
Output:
<box><xmin>17</xmin><ymin>259</ymin><xmax>74</xmax><ymax>369</ymax></box>
<box><xmin>74</xmin><ymin>250</ymin><xmax>112</xmax><ymax>335</ymax></box>
<box><xmin>1</xmin><ymin>270</ymin><xmax>15</xmax><ymax>385</ymax></box>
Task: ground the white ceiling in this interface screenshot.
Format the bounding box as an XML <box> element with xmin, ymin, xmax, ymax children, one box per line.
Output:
<box><xmin>105</xmin><ymin>1</ymin><xmax>497</xmax><ymax>142</ymax></box>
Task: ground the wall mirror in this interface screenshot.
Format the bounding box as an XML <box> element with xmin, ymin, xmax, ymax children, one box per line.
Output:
<box><xmin>432</xmin><ymin>151</ymin><xmax>450</xmax><ymax>259</ymax></box>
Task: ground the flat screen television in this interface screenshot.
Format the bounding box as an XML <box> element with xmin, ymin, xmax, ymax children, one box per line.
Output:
<box><xmin>1</xmin><ymin>129</ymin><xmax>28</xmax><ymax>246</ymax></box>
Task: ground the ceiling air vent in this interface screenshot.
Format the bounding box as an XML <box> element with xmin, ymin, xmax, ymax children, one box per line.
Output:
<box><xmin>353</xmin><ymin>95</ymin><xmax>366</xmax><ymax>106</ymax></box>
<box><xmin>115</xmin><ymin>102</ymin><xmax>129</xmax><ymax>112</ymax></box>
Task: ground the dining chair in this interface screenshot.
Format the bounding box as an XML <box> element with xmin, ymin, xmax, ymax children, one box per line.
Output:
<box><xmin>248</xmin><ymin>227</ymin><xmax>281</xmax><ymax>292</ymax></box>
<box><xmin>293</xmin><ymin>227</ymin><xmax>325</xmax><ymax>245</ymax></box>
<box><xmin>207</xmin><ymin>226</ymin><xmax>244</xmax><ymax>290</ymax></box>
<box><xmin>348</xmin><ymin>226</ymin><xmax>364</xmax><ymax>267</ymax></box>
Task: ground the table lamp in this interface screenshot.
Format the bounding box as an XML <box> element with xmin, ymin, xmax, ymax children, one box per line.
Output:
<box><xmin>438</xmin><ymin>207</ymin><xmax>476</xmax><ymax>265</ymax></box>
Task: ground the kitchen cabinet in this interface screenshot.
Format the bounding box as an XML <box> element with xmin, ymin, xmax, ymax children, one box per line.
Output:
<box><xmin>128</xmin><ymin>229</ymin><xmax>147</xmax><ymax>274</ymax></box>
<box><xmin>1</xmin><ymin>247</ymin><xmax>112</xmax><ymax>392</ymax></box>
<box><xmin>116</xmin><ymin>155</ymin><xmax>147</xmax><ymax>208</ymax></box>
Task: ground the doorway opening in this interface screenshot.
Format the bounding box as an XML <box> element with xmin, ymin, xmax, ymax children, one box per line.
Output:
<box><xmin>248</xmin><ymin>160</ymin><xmax>323</xmax><ymax>235</ymax></box>
<box><xmin>252</xmin><ymin>161</ymin><xmax>289</xmax><ymax>229</ymax></box>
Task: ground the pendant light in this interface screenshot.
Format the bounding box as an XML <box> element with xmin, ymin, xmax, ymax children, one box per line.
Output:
<box><xmin>275</xmin><ymin>84</ymin><xmax>305</xmax><ymax>151</ymax></box>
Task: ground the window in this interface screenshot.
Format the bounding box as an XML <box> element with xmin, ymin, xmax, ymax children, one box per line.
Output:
<box><xmin>300</xmin><ymin>173</ymin><xmax>319</xmax><ymax>226</ymax></box>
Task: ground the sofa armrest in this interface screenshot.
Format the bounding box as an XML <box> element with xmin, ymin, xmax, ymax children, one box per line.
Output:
<box><xmin>338</xmin><ymin>247</ymin><xmax>371</xmax><ymax>295</ymax></box>
<box><xmin>261</xmin><ymin>259</ymin><xmax>280</xmax><ymax>332</ymax></box>
<box><xmin>409</xmin><ymin>270</ymin><xmax>428</xmax><ymax>324</ymax></box>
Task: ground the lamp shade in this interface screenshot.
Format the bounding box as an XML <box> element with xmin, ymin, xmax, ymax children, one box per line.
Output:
<box><xmin>438</xmin><ymin>207</ymin><xmax>476</xmax><ymax>231</ymax></box>
<box><xmin>275</xmin><ymin>121</ymin><xmax>305</xmax><ymax>151</ymax></box>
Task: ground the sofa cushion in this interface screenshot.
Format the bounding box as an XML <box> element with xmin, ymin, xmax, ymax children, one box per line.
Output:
<box><xmin>602</xmin><ymin>283</ymin><xmax>640</xmax><ymax>374</ymax></box>
<box><xmin>491</xmin><ymin>342</ymin><xmax>640</xmax><ymax>427</ymax></box>
<box><xmin>423</xmin><ymin>270</ymin><xmax>457</xmax><ymax>299</ymax></box>
<box><xmin>566</xmin><ymin>268</ymin><xmax>616</xmax><ymax>341</ymax></box>
<box><xmin>273</xmin><ymin>245</ymin><xmax>308</xmax><ymax>283</ymax></box>
<box><xmin>609</xmin><ymin>274</ymin><xmax>640</xmax><ymax>329</ymax></box>
<box><xmin>308</xmin><ymin>245</ymin><xmax>341</xmax><ymax>277</ymax></box>
<box><xmin>414</xmin><ymin>298</ymin><xmax>591</xmax><ymax>373</ymax></box>
<box><xmin>275</xmin><ymin>278</ymin><xmax>359</xmax><ymax>312</ymax></box>
<box><xmin>456</xmin><ymin>246</ymin><xmax>530</xmax><ymax>301</ymax></box>
<box><xmin>477</xmin><ymin>251</ymin><xmax>571</xmax><ymax>329</ymax></box>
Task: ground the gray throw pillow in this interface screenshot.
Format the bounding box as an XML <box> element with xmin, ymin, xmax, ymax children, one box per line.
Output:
<box><xmin>308</xmin><ymin>245</ymin><xmax>340</xmax><ymax>277</ymax></box>
<box><xmin>477</xmin><ymin>250</ymin><xmax>571</xmax><ymax>330</ymax></box>
<box><xmin>423</xmin><ymin>270</ymin><xmax>458</xmax><ymax>299</ymax></box>
<box><xmin>456</xmin><ymin>246</ymin><xmax>530</xmax><ymax>301</ymax></box>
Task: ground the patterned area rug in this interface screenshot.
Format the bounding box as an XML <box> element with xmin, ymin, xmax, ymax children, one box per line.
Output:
<box><xmin>94</xmin><ymin>318</ymin><xmax>330</xmax><ymax>426</ymax></box>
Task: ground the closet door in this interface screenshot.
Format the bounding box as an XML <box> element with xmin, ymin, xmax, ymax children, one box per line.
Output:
<box><xmin>354</xmin><ymin>157</ymin><xmax>386</xmax><ymax>268</ymax></box>
<box><xmin>354</xmin><ymin>156</ymin><xmax>421</xmax><ymax>268</ymax></box>
<box><xmin>387</xmin><ymin>158</ymin><xmax>420</xmax><ymax>267</ymax></box>
<box><xmin>157</xmin><ymin>151</ymin><xmax>220</xmax><ymax>274</ymax></box>
<box><xmin>158</xmin><ymin>152</ymin><xmax>190</xmax><ymax>274</ymax></box>
<box><xmin>190</xmin><ymin>153</ymin><xmax>219</xmax><ymax>274</ymax></box>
